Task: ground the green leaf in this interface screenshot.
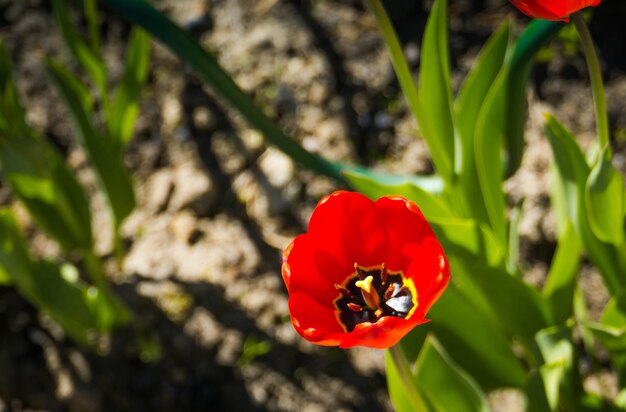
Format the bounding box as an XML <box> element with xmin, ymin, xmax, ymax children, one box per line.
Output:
<box><xmin>31</xmin><ymin>260</ymin><xmax>129</xmax><ymax>344</ymax></box>
<box><xmin>0</xmin><ymin>39</ymin><xmax>29</xmax><ymax>137</ymax></box>
<box><xmin>473</xmin><ymin>59</ymin><xmax>509</xmax><ymax>246</ymax></box>
<box><xmin>102</xmin><ymin>0</ymin><xmax>346</xmax><ymax>182</ymax></box>
<box><xmin>418</xmin><ymin>0</ymin><xmax>456</xmax><ymax>181</ymax></box>
<box><xmin>585</xmin><ymin>146</ymin><xmax>625</xmax><ymax>246</ymax></box>
<box><xmin>0</xmin><ymin>209</ymin><xmax>34</xmax><ymax>289</ymax></box>
<box><xmin>543</xmin><ymin>221</ymin><xmax>581</xmax><ymax>324</ymax></box>
<box><xmin>428</xmin><ymin>283</ymin><xmax>527</xmax><ymax>389</ymax></box>
<box><xmin>46</xmin><ymin>60</ymin><xmax>136</xmax><ymax>229</ymax></box>
<box><xmin>0</xmin><ymin>210</ymin><xmax>122</xmax><ymax>345</ymax></box>
<box><xmin>343</xmin><ymin>170</ymin><xmax>452</xmax><ymax>220</ymax></box>
<box><xmin>431</xmin><ymin>217</ymin><xmax>550</xmax><ymax>343</ymax></box>
<box><xmin>52</xmin><ymin>0</ymin><xmax>106</xmax><ymax>91</ymax></box>
<box><xmin>414</xmin><ymin>336</ymin><xmax>490</xmax><ymax>412</ymax></box>
<box><xmin>106</xmin><ymin>27</ymin><xmax>151</xmax><ymax>155</ymax></box>
<box><xmin>585</xmin><ymin>292</ymin><xmax>626</xmax><ymax>353</ymax></box>
<box><xmin>453</xmin><ymin>22</ymin><xmax>510</xmax><ymax>227</ymax></box>
<box><xmin>535</xmin><ymin>326</ymin><xmax>575</xmax><ymax>411</ymax></box>
<box><xmin>385</xmin><ymin>350</ymin><xmax>431</xmax><ymax>412</ymax></box>
<box><xmin>544</xmin><ymin>115</ymin><xmax>624</xmax><ymax>294</ymax></box>
<box><xmin>364</xmin><ymin>0</ymin><xmax>438</xmax><ymax>178</ymax></box>
<box><xmin>0</xmin><ymin>134</ymin><xmax>93</xmax><ymax>251</ymax></box>
<box><xmin>456</xmin><ymin>22</ymin><xmax>510</xmax><ymax>156</ymax></box>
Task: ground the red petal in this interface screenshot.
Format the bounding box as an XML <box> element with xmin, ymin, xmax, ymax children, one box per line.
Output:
<box><xmin>285</xmin><ymin>235</ymin><xmax>341</xmax><ymax>306</ymax></box>
<box><xmin>289</xmin><ymin>291</ymin><xmax>345</xmax><ymax>345</ymax></box>
<box><xmin>281</xmin><ymin>239</ymin><xmax>295</xmax><ymax>291</ymax></box>
<box><xmin>374</xmin><ymin>196</ymin><xmax>436</xmax><ymax>271</ymax></box>
<box><xmin>308</xmin><ymin>191</ymin><xmax>389</xmax><ymax>269</ymax></box>
<box><xmin>404</xmin><ymin>237</ymin><xmax>450</xmax><ymax>318</ymax></box>
<box><xmin>510</xmin><ymin>0</ymin><xmax>565</xmax><ymax>20</ymax></box>
<box><xmin>339</xmin><ymin>316</ymin><xmax>428</xmax><ymax>349</ymax></box>
<box><xmin>538</xmin><ymin>0</ymin><xmax>601</xmax><ymax>18</ymax></box>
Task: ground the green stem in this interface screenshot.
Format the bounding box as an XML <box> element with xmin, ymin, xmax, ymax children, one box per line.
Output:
<box><xmin>572</xmin><ymin>12</ymin><xmax>610</xmax><ymax>149</ymax></box>
<box><xmin>388</xmin><ymin>345</ymin><xmax>425</xmax><ymax>411</ymax></box>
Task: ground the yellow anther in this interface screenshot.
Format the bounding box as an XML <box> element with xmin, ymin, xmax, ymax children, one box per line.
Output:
<box><xmin>355</xmin><ymin>275</ymin><xmax>374</xmax><ymax>294</ymax></box>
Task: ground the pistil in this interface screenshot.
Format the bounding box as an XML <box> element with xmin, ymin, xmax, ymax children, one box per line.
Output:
<box><xmin>355</xmin><ymin>275</ymin><xmax>380</xmax><ymax>309</ymax></box>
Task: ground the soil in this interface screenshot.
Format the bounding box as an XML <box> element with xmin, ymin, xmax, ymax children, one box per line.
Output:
<box><xmin>1</xmin><ymin>0</ymin><xmax>625</xmax><ymax>411</ymax></box>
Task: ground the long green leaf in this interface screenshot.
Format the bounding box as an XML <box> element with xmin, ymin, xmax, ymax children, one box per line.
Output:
<box><xmin>343</xmin><ymin>170</ymin><xmax>452</xmax><ymax>219</ymax></box>
<box><xmin>544</xmin><ymin>115</ymin><xmax>623</xmax><ymax>293</ymax></box>
<box><xmin>428</xmin><ymin>284</ymin><xmax>527</xmax><ymax>389</ymax></box>
<box><xmin>585</xmin><ymin>146</ymin><xmax>625</xmax><ymax>246</ymax></box>
<box><xmin>47</xmin><ymin>60</ymin><xmax>136</xmax><ymax>229</ymax></box>
<box><xmin>0</xmin><ymin>39</ymin><xmax>29</xmax><ymax>137</ymax></box>
<box><xmin>0</xmin><ymin>210</ymin><xmax>105</xmax><ymax>345</ymax></box>
<box><xmin>543</xmin><ymin>221</ymin><xmax>581</xmax><ymax>325</ymax></box>
<box><xmin>0</xmin><ymin>40</ymin><xmax>93</xmax><ymax>252</ymax></box>
<box><xmin>385</xmin><ymin>351</ymin><xmax>431</xmax><ymax>412</ymax></box>
<box><xmin>473</xmin><ymin>60</ymin><xmax>509</xmax><ymax>246</ymax></box>
<box><xmin>52</xmin><ymin>0</ymin><xmax>106</xmax><ymax>91</ymax></box>
<box><xmin>106</xmin><ymin>27</ymin><xmax>151</xmax><ymax>156</ymax></box>
<box><xmin>454</xmin><ymin>22</ymin><xmax>510</xmax><ymax>227</ymax></box>
<box><xmin>414</xmin><ymin>336</ymin><xmax>490</xmax><ymax>412</ymax></box>
<box><xmin>418</xmin><ymin>0</ymin><xmax>456</xmax><ymax>181</ymax></box>
<box><xmin>0</xmin><ymin>135</ymin><xmax>94</xmax><ymax>251</ymax></box>
<box><xmin>365</xmin><ymin>0</ymin><xmax>452</xmax><ymax>183</ymax></box>
<box><xmin>102</xmin><ymin>0</ymin><xmax>345</xmax><ymax>181</ymax></box>
<box><xmin>431</xmin><ymin>217</ymin><xmax>550</xmax><ymax>344</ymax></box>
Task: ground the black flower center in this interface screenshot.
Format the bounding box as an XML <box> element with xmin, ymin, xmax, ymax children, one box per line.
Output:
<box><xmin>333</xmin><ymin>263</ymin><xmax>418</xmax><ymax>332</ymax></box>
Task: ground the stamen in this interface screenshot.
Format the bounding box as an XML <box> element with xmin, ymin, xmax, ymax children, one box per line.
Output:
<box><xmin>347</xmin><ymin>303</ymin><xmax>363</xmax><ymax>312</ymax></box>
<box><xmin>374</xmin><ymin>308</ymin><xmax>383</xmax><ymax>319</ymax></box>
<box><xmin>354</xmin><ymin>262</ymin><xmax>367</xmax><ymax>280</ymax></box>
<box><xmin>380</xmin><ymin>263</ymin><xmax>387</xmax><ymax>283</ymax></box>
<box><xmin>384</xmin><ymin>283</ymin><xmax>395</xmax><ymax>300</ymax></box>
<box><xmin>334</xmin><ymin>283</ymin><xmax>356</xmax><ymax>299</ymax></box>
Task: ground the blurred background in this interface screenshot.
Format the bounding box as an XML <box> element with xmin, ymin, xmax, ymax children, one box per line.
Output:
<box><xmin>1</xmin><ymin>0</ymin><xmax>626</xmax><ymax>410</ymax></box>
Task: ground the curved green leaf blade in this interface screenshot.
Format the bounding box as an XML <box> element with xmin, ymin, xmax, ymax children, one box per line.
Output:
<box><xmin>0</xmin><ymin>39</ymin><xmax>28</xmax><ymax>136</ymax></box>
<box><xmin>107</xmin><ymin>27</ymin><xmax>151</xmax><ymax>155</ymax></box>
<box><xmin>0</xmin><ymin>210</ymin><xmax>123</xmax><ymax>345</ymax></box>
<box><xmin>0</xmin><ymin>137</ymin><xmax>94</xmax><ymax>251</ymax></box>
<box><xmin>454</xmin><ymin>22</ymin><xmax>510</xmax><ymax>228</ymax></box>
<box><xmin>585</xmin><ymin>146</ymin><xmax>625</xmax><ymax>245</ymax></box>
<box><xmin>429</xmin><ymin>284</ymin><xmax>527</xmax><ymax>389</ymax></box>
<box><xmin>544</xmin><ymin>115</ymin><xmax>623</xmax><ymax>293</ymax></box>
<box><xmin>415</xmin><ymin>336</ymin><xmax>490</xmax><ymax>412</ymax></box>
<box><xmin>385</xmin><ymin>351</ymin><xmax>431</xmax><ymax>412</ymax></box>
<box><xmin>473</xmin><ymin>62</ymin><xmax>508</xmax><ymax>246</ymax></box>
<box><xmin>102</xmin><ymin>0</ymin><xmax>345</xmax><ymax>182</ymax></box>
<box><xmin>431</xmin><ymin>217</ymin><xmax>550</xmax><ymax>343</ymax></box>
<box><xmin>47</xmin><ymin>60</ymin><xmax>136</xmax><ymax>228</ymax></box>
<box><xmin>543</xmin><ymin>221</ymin><xmax>581</xmax><ymax>324</ymax></box>
<box><xmin>343</xmin><ymin>170</ymin><xmax>452</xmax><ymax>219</ymax></box>
<box><xmin>52</xmin><ymin>0</ymin><xmax>106</xmax><ymax>91</ymax></box>
<box><xmin>456</xmin><ymin>22</ymin><xmax>510</xmax><ymax>151</ymax></box>
<box><xmin>419</xmin><ymin>0</ymin><xmax>456</xmax><ymax>181</ymax></box>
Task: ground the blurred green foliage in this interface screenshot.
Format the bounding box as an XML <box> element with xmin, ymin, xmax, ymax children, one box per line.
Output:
<box><xmin>0</xmin><ymin>0</ymin><xmax>150</xmax><ymax>348</ymax></box>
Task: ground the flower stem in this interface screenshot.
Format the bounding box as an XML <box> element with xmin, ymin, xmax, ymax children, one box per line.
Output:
<box><xmin>388</xmin><ymin>345</ymin><xmax>425</xmax><ymax>410</ymax></box>
<box><xmin>572</xmin><ymin>12</ymin><xmax>610</xmax><ymax>149</ymax></box>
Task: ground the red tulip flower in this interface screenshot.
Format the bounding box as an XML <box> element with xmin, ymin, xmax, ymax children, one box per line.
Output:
<box><xmin>510</xmin><ymin>0</ymin><xmax>601</xmax><ymax>21</ymax></box>
<box><xmin>282</xmin><ymin>191</ymin><xmax>449</xmax><ymax>349</ymax></box>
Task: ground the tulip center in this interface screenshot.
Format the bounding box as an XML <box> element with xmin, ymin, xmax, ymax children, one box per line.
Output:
<box><xmin>333</xmin><ymin>263</ymin><xmax>418</xmax><ymax>332</ymax></box>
